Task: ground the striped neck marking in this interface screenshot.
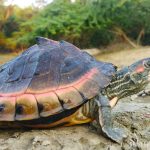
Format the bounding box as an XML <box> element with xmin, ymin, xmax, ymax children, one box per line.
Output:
<box><xmin>105</xmin><ymin>70</ymin><xmax>136</xmax><ymax>99</ymax></box>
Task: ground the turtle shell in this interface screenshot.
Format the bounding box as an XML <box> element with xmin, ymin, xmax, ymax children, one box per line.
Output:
<box><xmin>0</xmin><ymin>37</ymin><xmax>116</xmax><ymax>124</ymax></box>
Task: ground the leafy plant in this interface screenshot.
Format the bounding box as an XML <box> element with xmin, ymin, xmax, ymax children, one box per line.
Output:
<box><xmin>0</xmin><ymin>0</ymin><xmax>150</xmax><ymax>52</ymax></box>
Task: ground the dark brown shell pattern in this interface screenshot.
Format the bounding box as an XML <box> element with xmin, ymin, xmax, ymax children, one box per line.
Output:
<box><xmin>0</xmin><ymin>37</ymin><xmax>116</xmax><ymax>123</ymax></box>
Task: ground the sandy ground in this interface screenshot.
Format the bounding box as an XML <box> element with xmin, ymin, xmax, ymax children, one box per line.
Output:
<box><xmin>0</xmin><ymin>47</ymin><xmax>150</xmax><ymax>150</ymax></box>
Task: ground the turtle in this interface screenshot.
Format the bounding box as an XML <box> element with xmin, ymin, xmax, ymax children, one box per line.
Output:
<box><xmin>0</xmin><ymin>37</ymin><xmax>150</xmax><ymax>143</ymax></box>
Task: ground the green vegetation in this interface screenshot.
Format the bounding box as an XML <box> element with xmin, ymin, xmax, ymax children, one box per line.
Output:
<box><xmin>0</xmin><ymin>0</ymin><xmax>150</xmax><ymax>52</ymax></box>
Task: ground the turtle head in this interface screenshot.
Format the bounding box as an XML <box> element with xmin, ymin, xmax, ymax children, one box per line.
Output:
<box><xmin>129</xmin><ymin>58</ymin><xmax>150</xmax><ymax>86</ymax></box>
<box><xmin>106</xmin><ymin>58</ymin><xmax>150</xmax><ymax>99</ymax></box>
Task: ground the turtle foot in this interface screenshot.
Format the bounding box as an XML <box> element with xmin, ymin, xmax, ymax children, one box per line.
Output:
<box><xmin>102</xmin><ymin>127</ymin><xmax>127</xmax><ymax>143</ymax></box>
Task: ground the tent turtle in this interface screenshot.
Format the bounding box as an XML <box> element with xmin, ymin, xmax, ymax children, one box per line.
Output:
<box><xmin>0</xmin><ymin>37</ymin><xmax>150</xmax><ymax>143</ymax></box>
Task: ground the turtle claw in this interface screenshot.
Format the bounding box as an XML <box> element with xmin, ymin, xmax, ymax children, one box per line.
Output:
<box><xmin>102</xmin><ymin>127</ymin><xmax>127</xmax><ymax>143</ymax></box>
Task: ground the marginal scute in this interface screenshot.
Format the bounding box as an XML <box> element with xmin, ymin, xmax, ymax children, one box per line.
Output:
<box><xmin>0</xmin><ymin>97</ymin><xmax>16</xmax><ymax>121</ymax></box>
<box><xmin>74</xmin><ymin>78</ymin><xmax>100</xmax><ymax>99</ymax></box>
<box><xmin>55</xmin><ymin>87</ymin><xmax>84</xmax><ymax>109</ymax></box>
<box><xmin>15</xmin><ymin>94</ymin><xmax>39</xmax><ymax>121</ymax></box>
<box><xmin>35</xmin><ymin>92</ymin><xmax>63</xmax><ymax>117</ymax></box>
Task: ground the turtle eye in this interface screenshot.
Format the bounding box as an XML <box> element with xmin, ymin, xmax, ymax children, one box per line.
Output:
<box><xmin>144</xmin><ymin>60</ymin><xmax>150</xmax><ymax>68</ymax></box>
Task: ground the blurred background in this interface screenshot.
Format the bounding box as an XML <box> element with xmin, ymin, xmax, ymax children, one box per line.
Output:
<box><xmin>0</xmin><ymin>1</ymin><xmax>150</xmax><ymax>149</ymax></box>
<box><xmin>0</xmin><ymin>0</ymin><xmax>150</xmax><ymax>65</ymax></box>
<box><xmin>0</xmin><ymin>0</ymin><xmax>150</xmax><ymax>51</ymax></box>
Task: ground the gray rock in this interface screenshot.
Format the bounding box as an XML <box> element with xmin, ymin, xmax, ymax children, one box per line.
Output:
<box><xmin>0</xmin><ymin>96</ymin><xmax>149</xmax><ymax>150</ymax></box>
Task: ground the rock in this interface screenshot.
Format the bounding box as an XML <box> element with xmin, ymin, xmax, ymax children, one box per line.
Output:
<box><xmin>0</xmin><ymin>96</ymin><xmax>149</xmax><ymax>150</ymax></box>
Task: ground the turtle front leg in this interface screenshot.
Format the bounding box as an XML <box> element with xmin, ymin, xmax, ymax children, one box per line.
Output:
<box><xmin>109</xmin><ymin>97</ymin><xmax>118</xmax><ymax>108</ymax></box>
<box><xmin>90</xmin><ymin>94</ymin><xmax>127</xmax><ymax>143</ymax></box>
